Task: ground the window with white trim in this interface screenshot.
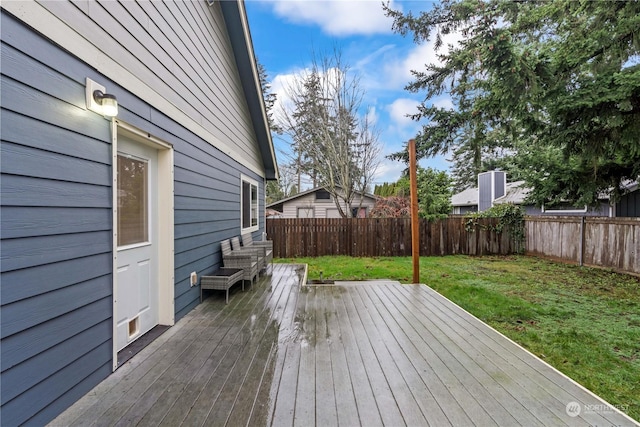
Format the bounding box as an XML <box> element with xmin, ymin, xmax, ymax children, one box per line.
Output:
<box><xmin>241</xmin><ymin>175</ymin><xmax>259</xmax><ymax>232</ymax></box>
<box><xmin>541</xmin><ymin>203</ymin><xmax>588</xmax><ymax>214</ymax></box>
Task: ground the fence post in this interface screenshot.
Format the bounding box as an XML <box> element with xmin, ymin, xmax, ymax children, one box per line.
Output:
<box><xmin>579</xmin><ymin>216</ymin><xmax>585</xmax><ymax>266</ymax></box>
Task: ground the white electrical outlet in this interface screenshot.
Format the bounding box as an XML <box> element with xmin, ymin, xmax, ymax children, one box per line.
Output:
<box><xmin>190</xmin><ymin>272</ymin><xmax>197</xmax><ymax>287</ymax></box>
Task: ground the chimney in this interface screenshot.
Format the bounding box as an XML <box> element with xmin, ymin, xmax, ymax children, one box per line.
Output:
<box><xmin>478</xmin><ymin>171</ymin><xmax>506</xmax><ymax>211</ymax></box>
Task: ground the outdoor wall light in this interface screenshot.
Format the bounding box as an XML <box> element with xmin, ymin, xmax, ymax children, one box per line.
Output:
<box><xmin>86</xmin><ymin>77</ymin><xmax>118</xmax><ymax>118</ymax></box>
<box><xmin>93</xmin><ymin>90</ymin><xmax>118</xmax><ymax>117</ymax></box>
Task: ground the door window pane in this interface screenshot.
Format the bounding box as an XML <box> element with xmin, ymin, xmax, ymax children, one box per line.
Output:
<box><xmin>118</xmin><ymin>154</ymin><xmax>149</xmax><ymax>246</ymax></box>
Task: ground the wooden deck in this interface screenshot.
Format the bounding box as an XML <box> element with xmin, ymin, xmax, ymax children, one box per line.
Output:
<box><xmin>50</xmin><ymin>264</ymin><xmax>637</xmax><ymax>427</ymax></box>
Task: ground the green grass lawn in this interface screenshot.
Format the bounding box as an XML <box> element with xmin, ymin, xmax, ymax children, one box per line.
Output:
<box><xmin>276</xmin><ymin>255</ymin><xmax>640</xmax><ymax>421</ymax></box>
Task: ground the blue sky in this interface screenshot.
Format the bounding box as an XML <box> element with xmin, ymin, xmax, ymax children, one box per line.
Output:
<box><xmin>244</xmin><ymin>0</ymin><xmax>454</xmax><ymax>189</ymax></box>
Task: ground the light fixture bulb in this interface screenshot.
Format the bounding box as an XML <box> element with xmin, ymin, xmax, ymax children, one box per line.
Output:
<box><xmin>93</xmin><ymin>90</ymin><xmax>119</xmax><ymax>117</ymax></box>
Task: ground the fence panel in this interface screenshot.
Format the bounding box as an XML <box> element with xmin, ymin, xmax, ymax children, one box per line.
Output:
<box><xmin>266</xmin><ymin>217</ymin><xmax>515</xmax><ymax>258</ymax></box>
<box><xmin>525</xmin><ymin>216</ymin><xmax>639</xmax><ymax>275</ymax></box>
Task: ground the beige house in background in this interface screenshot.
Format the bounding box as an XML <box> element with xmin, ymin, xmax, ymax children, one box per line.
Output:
<box><xmin>268</xmin><ymin>187</ymin><xmax>378</xmax><ymax>218</ymax></box>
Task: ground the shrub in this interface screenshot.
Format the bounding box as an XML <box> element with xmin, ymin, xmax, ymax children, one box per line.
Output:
<box><xmin>465</xmin><ymin>203</ymin><xmax>525</xmax><ymax>253</ymax></box>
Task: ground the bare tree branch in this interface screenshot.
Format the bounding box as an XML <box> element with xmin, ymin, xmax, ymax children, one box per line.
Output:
<box><xmin>276</xmin><ymin>48</ymin><xmax>382</xmax><ymax>217</ymax></box>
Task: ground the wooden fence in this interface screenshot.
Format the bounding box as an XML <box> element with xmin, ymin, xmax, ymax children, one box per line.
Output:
<box><xmin>266</xmin><ymin>217</ymin><xmax>521</xmax><ymax>258</ymax></box>
<box><xmin>266</xmin><ymin>216</ymin><xmax>639</xmax><ymax>275</ymax></box>
<box><xmin>525</xmin><ymin>216</ymin><xmax>640</xmax><ymax>275</ymax></box>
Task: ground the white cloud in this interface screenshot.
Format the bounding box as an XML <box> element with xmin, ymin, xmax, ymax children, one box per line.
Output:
<box><xmin>373</xmin><ymin>158</ymin><xmax>406</xmax><ymax>184</ymax></box>
<box><xmin>355</xmin><ymin>44</ymin><xmax>397</xmax><ymax>69</ymax></box>
<box><xmin>265</xmin><ymin>0</ymin><xmax>400</xmax><ymax>36</ymax></box>
<box><xmin>387</xmin><ymin>98</ymin><xmax>419</xmax><ymax>127</ymax></box>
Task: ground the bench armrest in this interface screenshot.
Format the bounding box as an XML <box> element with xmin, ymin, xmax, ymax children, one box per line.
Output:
<box><xmin>252</xmin><ymin>241</ymin><xmax>273</xmax><ymax>250</ymax></box>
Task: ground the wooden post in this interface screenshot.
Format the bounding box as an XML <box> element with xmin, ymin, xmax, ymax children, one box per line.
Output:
<box><xmin>409</xmin><ymin>139</ymin><xmax>420</xmax><ymax>284</ymax></box>
<box><xmin>579</xmin><ymin>216</ymin><xmax>585</xmax><ymax>266</ymax></box>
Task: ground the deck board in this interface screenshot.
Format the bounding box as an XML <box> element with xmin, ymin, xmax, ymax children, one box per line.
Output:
<box><xmin>325</xmin><ymin>289</ymin><xmax>360</xmax><ymax>427</ymax></box>
<box><xmin>349</xmin><ymin>284</ymin><xmax>430</xmax><ymax>426</ymax></box>
<box><xmin>314</xmin><ymin>286</ymin><xmax>338</xmax><ymax>427</ymax></box>
<box><xmin>341</xmin><ymin>283</ymin><xmax>405</xmax><ymax>426</ymax></box>
<box><xmin>332</xmin><ymin>285</ymin><xmax>384</xmax><ymax>426</ymax></box>
<box><xmin>293</xmin><ymin>286</ymin><xmax>316</xmax><ymax>427</ymax></box>
<box><xmin>389</xmin><ymin>285</ymin><xmax>526</xmax><ymax>422</ymax></box>
<box><xmin>50</xmin><ymin>264</ymin><xmax>638</xmax><ymax>427</ymax></box>
<box><xmin>210</xmin><ymin>272</ymin><xmax>290</xmax><ymax>426</ymax></box>
<box><xmin>268</xmin><ymin>276</ymin><xmax>305</xmax><ymax>426</ymax></box>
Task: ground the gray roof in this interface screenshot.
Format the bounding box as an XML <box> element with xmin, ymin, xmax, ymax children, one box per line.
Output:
<box><xmin>267</xmin><ymin>186</ymin><xmax>378</xmax><ymax>209</ymax></box>
<box><xmin>451</xmin><ymin>180</ymin><xmax>529</xmax><ymax>207</ymax></box>
<box><xmin>493</xmin><ymin>181</ymin><xmax>529</xmax><ymax>204</ymax></box>
<box><xmin>451</xmin><ymin>187</ymin><xmax>478</xmax><ymax>207</ymax></box>
<box><xmin>452</xmin><ymin>177</ymin><xmax>637</xmax><ymax>208</ymax></box>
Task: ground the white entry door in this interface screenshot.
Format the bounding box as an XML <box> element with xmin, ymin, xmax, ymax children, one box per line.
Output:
<box><xmin>116</xmin><ymin>136</ymin><xmax>159</xmax><ymax>352</ymax></box>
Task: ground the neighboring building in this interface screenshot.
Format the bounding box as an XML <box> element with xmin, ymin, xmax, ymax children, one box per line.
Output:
<box><xmin>451</xmin><ymin>172</ymin><xmax>538</xmax><ymax>214</ymax></box>
<box><xmin>268</xmin><ymin>187</ymin><xmax>378</xmax><ymax>218</ymax></box>
<box><xmin>451</xmin><ymin>171</ymin><xmax>638</xmax><ymax>217</ymax></box>
<box><xmin>614</xmin><ymin>181</ymin><xmax>640</xmax><ymax>217</ymax></box>
<box><xmin>0</xmin><ymin>1</ymin><xmax>276</xmax><ymax>425</ymax></box>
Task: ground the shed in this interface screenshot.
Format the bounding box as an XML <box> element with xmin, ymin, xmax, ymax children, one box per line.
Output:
<box><xmin>268</xmin><ymin>187</ymin><xmax>378</xmax><ymax>218</ymax></box>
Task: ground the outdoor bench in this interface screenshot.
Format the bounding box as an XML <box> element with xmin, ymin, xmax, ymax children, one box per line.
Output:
<box><xmin>200</xmin><ymin>267</ymin><xmax>244</xmax><ymax>304</ymax></box>
<box><xmin>220</xmin><ymin>239</ymin><xmax>259</xmax><ymax>286</ymax></box>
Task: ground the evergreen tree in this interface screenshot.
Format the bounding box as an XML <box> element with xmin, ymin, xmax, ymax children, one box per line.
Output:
<box><xmin>417</xmin><ymin>167</ymin><xmax>453</xmax><ymax>219</ymax></box>
<box><xmin>257</xmin><ymin>60</ymin><xmax>282</xmax><ymax>135</ymax></box>
<box><xmin>385</xmin><ymin>0</ymin><xmax>640</xmax><ymax>205</ymax></box>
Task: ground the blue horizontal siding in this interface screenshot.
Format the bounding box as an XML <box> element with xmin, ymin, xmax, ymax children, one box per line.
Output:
<box><xmin>174</xmin><ymin>287</ymin><xmax>201</xmax><ymax>321</ymax></box>
<box><xmin>174</xmin><ymin>167</ymin><xmax>238</xmax><ymax>194</ymax></box>
<box><xmin>174</xmin><ymin>209</ymin><xmax>239</xmax><ymax>225</ymax></box>
<box><xmin>0</xmin><ymin>12</ymin><xmax>105</xmax><ymax>104</ymax></box>
<box><xmin>1</xmin><ymin>175</ymin><xmax>112</xmax><ymax>208</ymax></box>
<box><xmin>174</xmin><ymin>231</ymin><xmax>218</xmax><ymax>254</ymax></box>
<box><xmin>1</xmin><ymin>275</ymin><xmax>111</xmax><ymax>339</ymax></box>
<box><xmin>1</xmin><ymin>13</ymin><xmax>115</xmax><ymax>426</ymax></box>
<box><xmin>1</xmin><ymin>42</ymin><xmax>86</xmax><ymax>111</ymax></box>
<box><xmin>175</xmin><ymin>152</ymin><xmax>240</xmax><ymax>187</ymax></box>
<box><xmin>1</xmin><ymin>77</ymin><xmax>109</xmax><ymax>142</ymax></box>
<box><xmin>174</xmin><ymin>180</ymin><xmax>238</xmax><ymax>200</ymax></box>
<box><xmin>1</xmin><ymin>140</ymin><xmax>111</xmax><ymax>185</ymax></box>
<box><xmin>1</xmin><ymin>206</ymin><xmax>112</xmax><ymax>239</ymax></box>
<box><xmin>3</xmin><ymin>341</ymin><xmax>112</xmax><ymax>427</ymax></box>
<box><xmin>1</xmin><ymin>319</ymin><xmax>111</xmax><ymax>405</ymax></box>
<box><xmin>1</xmin><ymin>254</ymin><xmax>111</xmax><ymax>304</ymax></box>
<box><xmin>174</xmin><ymin>195</ymin><xmax>239</xmax><ymax>211</ymax></box>
<box><xmin>1</xmin><ymin>231</ymin><xmax>112</xmax><ymax>272</ymax></box>
<box><xmin>1</xmin><ymin>297</ymin><xmax>112</xmax><ymax>372</ymax></box>
<box><xmin>174</xmin><ymin>221</ymin><xmax>227</xmax><ymax>240</ymax></box>
<box><xmin>1</xmin><ymin>109</ymin><xmax>111</xmax><ymax>164</ymax></box>
<box><xmin>174</xmin><ymin>243</ymin><xmax>218</xmax><ymax>271</ymax></box>
<box><xmin>1</xmin><ymin>7</ymin><xmax>269</xmax><ymax>424</ymax></box>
